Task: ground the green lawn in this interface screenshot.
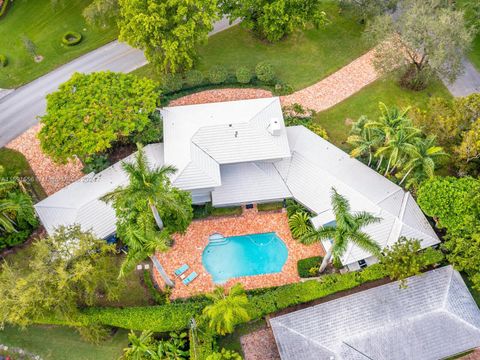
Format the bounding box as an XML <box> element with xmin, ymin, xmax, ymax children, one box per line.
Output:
<box><xmin>0</xmin><ymin>0</ymin><xmax>118</xmax><ymax>88</ymax></box>
<box><xmin>0</xmin><ymin>148</ymin><xmax>46</xmax><ymax>200</ymax></box>
<box><xmin>0</xmin><ymin>325</ymin><xmax>128</xmax><ymax>360</ymax></box>
<box><xmin>314</xmin><ymin>76</ymin><xmax>452</xmax><ymax>150</ymax></box>
<box><xmin>133</xmin><ymin>1</ymin><xmax>370</xmax><ymax>90</ymax></box>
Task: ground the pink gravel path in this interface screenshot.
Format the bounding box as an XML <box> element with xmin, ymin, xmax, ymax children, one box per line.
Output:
<box><xmin>6</xmin><ymin>124</ymin><xmax>84</xmax><ymax>195</ymax></box>
<box><xmin>169</xmin><ymin>88</ymin><xmax>273</xmax><ymax>106</ymax></box>
<box><xmin>240</xmin><ymin>327</ymin><xmax>281</xmax><ymax>360</ymax></box>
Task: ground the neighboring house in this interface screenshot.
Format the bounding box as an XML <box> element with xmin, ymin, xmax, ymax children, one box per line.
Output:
<box><xmin>270</xmin><ymin>266</ymin><xmax>480</xmax><ymax>360</ymax></box>
<box><xmin>34</xmin><ymin>97</ymin><xmax>439</xmax><ymax>270</ymax></box>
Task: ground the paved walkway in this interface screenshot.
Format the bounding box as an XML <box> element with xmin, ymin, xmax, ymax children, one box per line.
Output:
<box><xmin>241</xmin><ymin>327</ymin><xmax>281</xmax><ymax>360</ymax></box>
<box><xmin>443</xmin><ymin>58</ymin><xmax>480</xmax><ymax>97</ymax></box>
<box><xmin>154</xmin><ymin>206</ymin><xmax>323</xmax><ymax>299</ymax></box>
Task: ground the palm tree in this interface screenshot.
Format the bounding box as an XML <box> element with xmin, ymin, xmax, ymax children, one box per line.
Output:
<box><xmin>398</xmin><ymin>136</ymin><xmax>448</xmax><ymax>188</ymax></box>
<box><xmin>202</xmin><ymin>283</ymin><xmax>250</xmax><ymax>335</ymax></box>
<box><xmin>122</xmin><ymin>330</ymin><xmax>155</xmax><ymax>360</ymax></box>
<box><xmin>374</xmin><ymin>127</ymin><xmax>421</xmax><ymax>175</ymax></box>
<box><xmin>103</xmin><ymin>144</ymin><xmax>191</xmax><ymax>285</ymax></box>
<box><xmin>348</xmin><ymin>116</ymin><xmax>383</xmax><ymax>166</ymax></box>
<box><xmin>301</xmin><ymin>188</ymin><xmax>382</xmax><ymax>273</ymax></box>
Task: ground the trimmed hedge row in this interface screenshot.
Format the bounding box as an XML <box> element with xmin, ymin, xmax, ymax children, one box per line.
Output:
<box><xmin>62</xmin><ymin>31</ymin><xmax>82</xmax><ymax>46</ymax></box>
<box><xmin>37</xmin><ymin>248</ymin><xmax>444</xmax><ymax>332</ymax></box>
<box><xmin>257</xmin><ymin>202</ymin><xmax>284</xmax><ymax>212</ymax></box>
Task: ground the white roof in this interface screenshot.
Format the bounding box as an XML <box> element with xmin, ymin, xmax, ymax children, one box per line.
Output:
<box><xmin>34</xmin><ymin>144</ymin><xmax>165</xmax><ymax>238</ymax></box>
<box><xmin>161</xmin><ymin>98</ymin><xmax>291</xmax><ymax>190</ymax></box>
<box><xmin>212</xmin><ymin>162</ymin><xmax>292</xmax><ymax>206</ymax></box>
<box><xmin>274</xmin><ymin>126</ymin><xmax>439</xmax><ymax>266</ymax></box>
<box><xmin>271</xmin><ymin>266</ymin><xmax>480</xmax><ymax>360</ymax></box>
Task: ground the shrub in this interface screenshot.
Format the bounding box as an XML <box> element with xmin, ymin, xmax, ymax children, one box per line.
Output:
<box><xmin>273</xmin><ymin>82</ymin><xmax>294</xmax><ymax>95</ymax></box>
<box><xmin>143</xmin><ymin>270</ymin><xmax>166</xmax><ymax>305</ymax></box>
<box><xmin>82</xmin><ymin>154</ymin><xmax>110</xmax><ymax>174</ymax></box>
<box><xmin>161</xmin><ymin>73</ymin><xmax>183</xmax><ymax>93</ymax></box>
<box><xmin>191</xmin><ymin>327</ymin><xmax>216</xmax><ymax>360</ymax></box>
<box><xmin>206</xmin><ymin>348</ymin><xmax>242</xmax><ymax>360</ymax></box>
<box><xmin>257</xmin><ymin>202</ymin><xmax>284</xmax><ymax>212</ymax></box>
<box><xmin>62</xmin><ymin>31</ymin><xmax>83</xmax><ymax>46</ymax></box>
<box><xmin>185</xmin><ymin>70</ymin><xmax>204</xmax><ymax>87</ymax></box>
<box><xmin>288</xmin><ymin>211</ymin><xmax>313</xmax><ymax>239</ymax></box>
<box><xmin>306</xmin><ymin>122</ymin><xmax>329</xmax><ymax>140</ymax></box>
<box><xmin>207</xmin><ymin>66</ymin><xmax>228</xmax><ymax>85</ymax></box>
<box><xmin>255</xmin><ymin>62</ymin><xmax>275</xmax><ymax>83</ymax></box>
<box><xmin>130</xmin><ymin>110</ymin><xmax>163</xmax><ymax>144</ymax></box>
<box><xmin>297</xmin><ymin>256</ymin><xmax>323</xmax><ymax>278</ymax></box>
<box><xmin>0</xmin><ymin>54</ymin><xmax>7</xmax><ymax>67</ymax></box>
<box><xmin>76</xmin><ymin>324</ymin><xmax>111</xmax><ymax>344</ymax></box>
<box><xmin>235</xmin><ymin>66</ymin><xmax>252</xmax><ymax>84</ymax></box>
<box><xmin>211</xmin><ymin>205</ymin><xmax>242</xmax><ymax>217</ymax></box>
<box><xmin>0</xmin><ymin>229</ymin><xmax>32</xmax><ymax>250</ymax></box>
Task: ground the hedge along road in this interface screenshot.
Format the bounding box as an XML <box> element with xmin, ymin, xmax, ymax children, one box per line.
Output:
<box><xmin>0</xmin><ymin>17</ymin><xmax>238</xmax><ymax>148</ymax></box>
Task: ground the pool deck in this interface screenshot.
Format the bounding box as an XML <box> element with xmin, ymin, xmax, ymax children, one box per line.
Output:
<box><xmin>153</xmin><ymin>205</ymin><xmax>324</xmax><ymax>299</ymax></box>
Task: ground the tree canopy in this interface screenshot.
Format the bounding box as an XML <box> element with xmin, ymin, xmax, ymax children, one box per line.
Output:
<box><xmin>118</xmin><ymin>0</ymin><xmax>219</xmax><ymax>74</ymax></box>
<box><xmin>220</xmin><ymin>0</ymin><xmax>328</xmax><ymax>42</ymax></box>
<box><xmin>365</xmin><ymin>0</ymin><xmax>474</xmax><ymax>89</ymax></box>
<box><xmin>0</xmin><ymin>225</ymin><xmax>121</xmax><ymax>328</ymax></box>
<box><xmin>39</xmin><ymin>72</ymin><xmax>158</xmax><ymax>164</ymax></box>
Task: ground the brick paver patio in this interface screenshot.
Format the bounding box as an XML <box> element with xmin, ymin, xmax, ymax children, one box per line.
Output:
<box><xmin>241</xmin><ymin>327</ymin><xmax>281</xmax><ymax>360</ymax></box>
<box><xmin>154</xmin><ymin>206</ymin><xmax>323</xmax><ymax>299</ymax></box>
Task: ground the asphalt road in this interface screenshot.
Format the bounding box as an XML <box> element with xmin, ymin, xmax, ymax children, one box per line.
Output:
<box><xmin>0</xmin><ymin>17</ymin><xmax>237</xmax><ymax>147</ymax></box>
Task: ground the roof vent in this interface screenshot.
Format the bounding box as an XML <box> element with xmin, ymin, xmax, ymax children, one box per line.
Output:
<box><xmin>268</xmin><ymin>117</ymin><xmax>281</xmax><ymax>136</ymax></box>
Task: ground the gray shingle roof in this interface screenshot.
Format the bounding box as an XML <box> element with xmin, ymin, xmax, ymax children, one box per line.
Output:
<box><xmin>270</xmin><ymin>266</ymin><xmax>480</xmax><ymax>360</ymax></box>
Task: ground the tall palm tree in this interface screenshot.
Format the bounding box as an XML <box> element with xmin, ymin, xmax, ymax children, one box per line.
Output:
<box><xmin>301</xmin><ymin>188</ymin><xmax>382</xmax><ymax>273</ymax></box>
<box><xmin>348</xmin><ymin>116</ymin><xmax>383</xmax><ymax>166</ymax></box>
<box><xmin>398</xmin><ymin>136</ymin><xmax>448</xmax><ymax>188</ymax></box>
<box><xmin>103</xmin><ymin>144</ymin><xmax>190</xmax><ymax>285</ymax></box>
<box><xmin>202</xmin><ymin>283</ymin><xmax>250</xmax><ymax>336</ymax></box>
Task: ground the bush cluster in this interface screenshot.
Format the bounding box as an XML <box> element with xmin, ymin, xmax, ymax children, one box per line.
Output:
<box><xmin>143</xmin><ymin>270</ymin><xmax>166</xmax><ymax>305</ymax></box>
<box><xmin>255</xmin><ymin>62</ymin><xmax>275</xmax><ymax>83</ymax></box>
<box><xmin>257</xmin><ymin>202</ymin><xmax>284</xmax><ymax>212</ymax></box>
<box><xmin>0</xmin><ymin>54</ymin><xmax>8</xmax><ymax>67</ymax></box>
<box><xmin>297</xmin><ymin>256</ymin><xmax>323</xmax><ymax>278</ymax></box>
<box><xmin>283</xmin><ymin>103</ymin><xmax>329</xmax><ymax>140</ymax></box>
<box><xmin>235</xmin><ymin>66</ymin><xmax>252</xmax><ymax>84</ymax></box>
<box><xmin>185</xmin><ymin>70</ymin><xmax>204</xmax><ymax>87</ymax></box>
<box><xmin>62</xmin><ymin>31</ymin><xmax>83</xmax><ymax>46</ymax></box>
<box><xmin>207</xmin><ymin>65</ymin><xmax>228</xmax><ymax>85</ymax></box>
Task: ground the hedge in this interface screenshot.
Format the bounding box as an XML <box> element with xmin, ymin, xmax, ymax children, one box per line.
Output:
<box><xmin>297</xmin><ymin>256</ymin><xmax>323</xmax><ymax>278</ymax></box>
<box><xmin>62</xmin><ymin>31</ymin><xmax>82</xmax><ymax>46</ymax></box>
<box><xmin>36</xmin><ymin>248</ymin><xmax>444</xmax><ymax>332</ymax></box>
<box><xmin>257</xmin><ymin>202</ymin><xmax>284</xmax><ymax>212</ymax></box>
<box><xmin>190</xmin><ymin>328</ymin><xmax>216</xmax><ymax>360</ymax></box>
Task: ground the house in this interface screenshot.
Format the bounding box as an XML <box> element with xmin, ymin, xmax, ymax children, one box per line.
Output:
<box><xmin>270</xmin><ymin>266</ymin><xmax>480</xmax><ymax>360</ymax></box>
<box><xmin>34</xmin><ymin>97</ymin><xmax>439</xmax><ymax>270</ymax></box>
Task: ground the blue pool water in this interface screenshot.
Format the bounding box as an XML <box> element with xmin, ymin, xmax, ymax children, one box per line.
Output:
<box><xmin>202</xmin><ymin>232</ymin><xmax>288</xmax><ymax>283</ymax></box>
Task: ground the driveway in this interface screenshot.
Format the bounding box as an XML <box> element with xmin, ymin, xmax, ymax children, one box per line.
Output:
<box><xmin>0</xmin><ymin>17</ymin><xmax>237</xmax><ymax>147</ymax></box>
<box><xmin>443</xmin><ymin>58</ymin><xmax>480</xmax><ymax>97</ymax></box>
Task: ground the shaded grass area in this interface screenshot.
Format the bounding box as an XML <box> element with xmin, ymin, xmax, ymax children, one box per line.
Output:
<box><xmin>217</xmin><ymin>319</ymin><xmax>266</xmax><ymax>356</ymax></box>
<box><xmin>133</xmin><ymin>1</ymin><xmax>369</xmax><ymax>90</ymax></box>
<box><xmin>257</xmin><ymin>202</ymin><xmax>284</xmax><ymax>212</ymax></box>
<box><xmin>0</xmin><ymin>325</ymin><xmax>128</xmax><ymax>360</ymax></box>
<box><xmin>314</xmin><ymin>76</ymin><xmax>452</xmax><ymax>150</ymax></box>
<box><xmin>0</xmin><ymin>148</ymin><xmax>46</xmax><ymax>200</ymax></box>
<box><xmin>0</xmin><ymin>0</ymin><xmax>118</xmax><ymax>88</ymax></box>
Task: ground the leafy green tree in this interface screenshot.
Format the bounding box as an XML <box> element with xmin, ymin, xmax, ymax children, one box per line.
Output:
<box><xmin>347</xmin><ymin>115</ymin><xmax>383</xmax><ymax>166</ymax></box>
<box><xmin>39</xmin><ymin>72</ymin><xmax>158</xmax><ymax>164</ymax></box>
<box><xmin>103</xmin><ymin>145</ymin><xmax>192</xmax><ymax>282</ymax></box>
<box><xmin>417</xmin><ymin>176</ymin><xmax>480</xmax><ymax>237</ymax></box>
<box><xmin>380</xmin><ymin>237</ymin><xmax>429</xmax><ymax>288</ymax></box>
<box><xmin>365</xmin><ymin>0</ymin><xmax>474</xmax><ymax>89</ymax></box>
<box><xmin>301</xmin><ymin>188</ymin><xmax>381</xmax><ymax>273</ymax></box>
<box><xmin>221</xmin><ymin>0</ymin><xmax>328</xmax><ymax>42</ymax></box>
<box><xmin>202</xmin><ymin>283</ymin><xmax>250</xmax><ymax>335</ymax></box>
<box><xmin>0</xmin><ymin>225</ymin><xmax>121</xmax><ymax>328</ymax></box>
<box><xmin>118</xmin><ymin>0</ymin><xmax>219</xmax><ymax>74</ymax></box>
<box><xmin>339</xmin><ymin>0</ymin><xmax>397</xmax><ymax>23</ymax></box>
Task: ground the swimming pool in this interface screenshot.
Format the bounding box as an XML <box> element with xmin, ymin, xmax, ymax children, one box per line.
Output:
<box><xmin>202</xmin><ymin>232</ymin><xmax>288</xmax><ymax>283</ymax></box>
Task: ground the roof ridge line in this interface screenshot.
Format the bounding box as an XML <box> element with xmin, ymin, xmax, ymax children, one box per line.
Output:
<box><xmin>442</xmin><ymin>267</ymin><xmax>455</xmax><ymax>310</ymax></box>
<box><xmin>440</xmin><ymin>308</ymin><xmax>480</xmax><ymax>334</ymax></box>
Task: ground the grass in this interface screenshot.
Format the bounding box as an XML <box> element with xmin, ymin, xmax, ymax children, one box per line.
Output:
<box><xmin>314</xmin><ymin>75</ymin><xmax>452</xmax><ymax>150</ymax></box>
<box><xmin>0</xmin><ymin>325</ymin><xmax>128</xmax><ymax>360</ymax></box>
<box><xmin>217</xmin><ymin>319</ymin><xmax>266</xmax><ymax>356</ymax></box>
<box><xmin>0</xmin><ymin>0</ymin><xmax>118</xmax><ymax>88</ymax></box>
<box><xmin>0</xmin><ymin>148</ymin><xmax>46</xmax><ymax>201</ymax></box>
<box><xmin>133</xmin><ymin>1</ymin><xmax>370</xmax><ymax>90</ymax></box>
<box><xmin>257</xmin><ymin>202</ymin><xmax>284</xmax><ymax>212</ymax></box>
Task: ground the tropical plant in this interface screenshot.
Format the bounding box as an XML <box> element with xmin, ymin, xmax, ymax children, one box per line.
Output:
<box><xmin>118</xmin><ymin>0</ymin><xmax>219</xmax><ymax>74</ymax></box>
<box><xmin>202</xmin><ymin>283</ymin><xmax>250</xmax><ymax>335</ymax></box>
<box><xmin>39</xmin><ymin>72</ymin><xmax>158</xmax><ymax>164</ymax></box>
<box><xmin>300</xmin><ymin>188</ymin><xmax>382</xmax><ymax>273</ymax></box>
<box><xmin>397</xmin><ymin>136</ymin><xmax>448</xmax><ymax>188</ymax></box>
<box><xmin>288</xmin><ymin>211</ymin><xmax>313</xmax><ymax>240</ymax></box>
<box><xmin>379</xmin><ymin>237</ymin><xmax>428</xmax><ymax>288</ymax></box>
<box><xmin>103</xmin><ymin>145</ymin><xmax>193</xmax><ymax>283</ymax></box>
<box><xmin>122</xmin><ymin>330</ymin><xmax>155</xmax><ymax>360</ymax></box>
<box><xmin>155</xmin><ymin>332</ymin><xmax>188</xmax><ymax>360</ymax></box>
<box><xmin>206</xmin><ymin>348</ymin><xmax>242</xmax><ymax>360</ymax></box>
